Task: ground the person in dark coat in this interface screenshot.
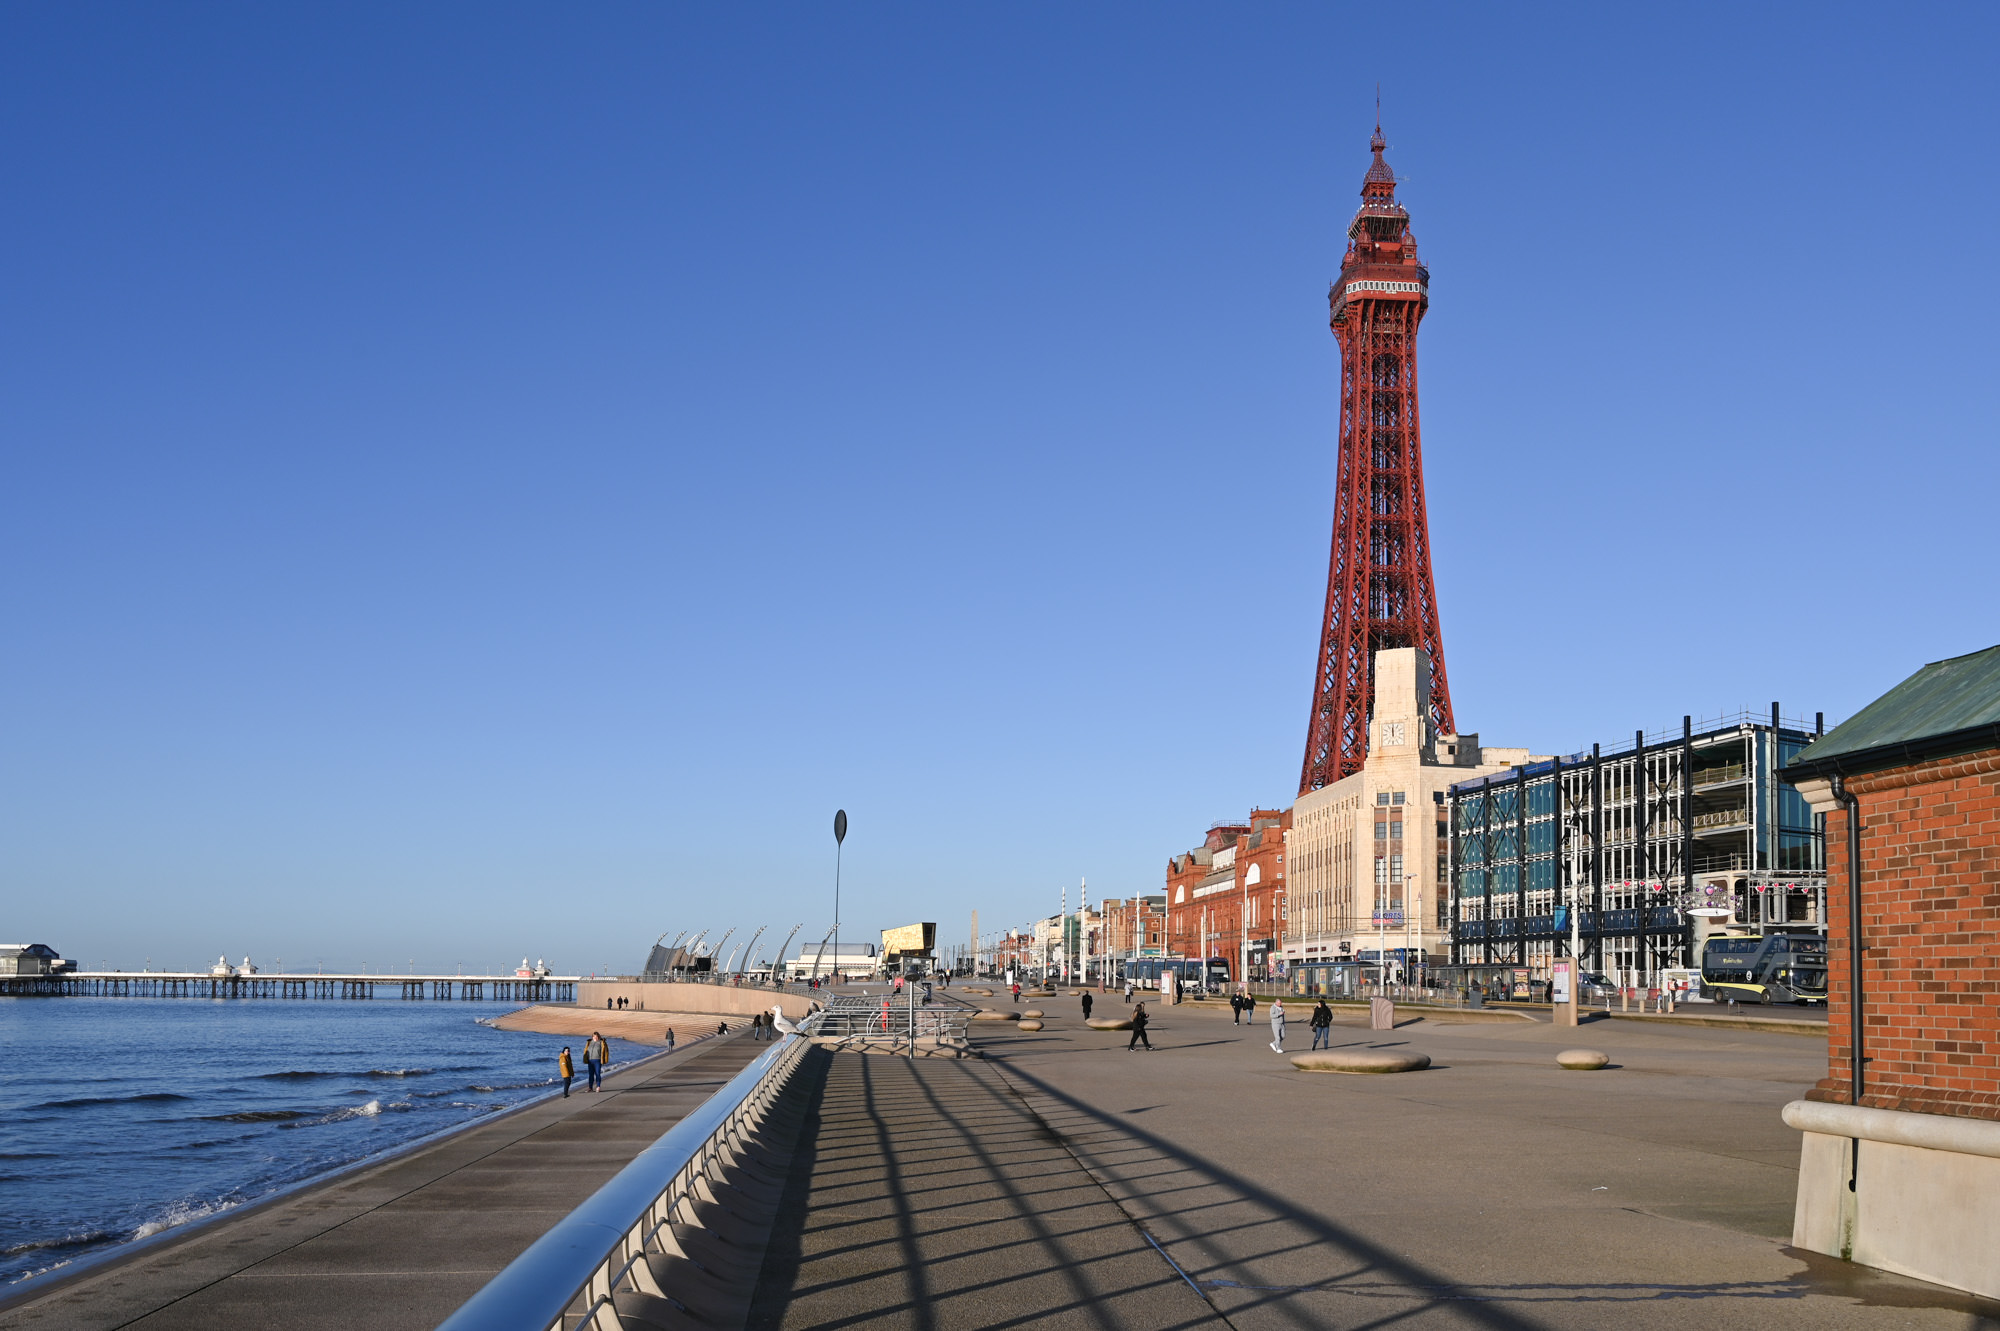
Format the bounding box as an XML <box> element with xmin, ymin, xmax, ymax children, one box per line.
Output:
<box><xmin>1310</xmin><ymin>999</ymin><xmax>1334</xmax><ymax>1050</ymax></box>
<box><xmin>1127</xmin><ymin>1003</ymin><xmax>1152</xmax><ymax>1051</ymax></box>
<box><xmin>1081</xmin><ymin>992</ymin><xmax>1094</xmax><ymax>1020</ymax></box>
<box><xmin>1230</xmin><ymin>991</ymin><xmax>1244</xmax><ymax>1025</ymax></box>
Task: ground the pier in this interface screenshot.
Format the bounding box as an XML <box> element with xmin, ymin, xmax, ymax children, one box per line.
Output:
<box><xmin>1</xmin><ymin>971</ymin><xmax>577</xmax><ymax>1001</ymax></box>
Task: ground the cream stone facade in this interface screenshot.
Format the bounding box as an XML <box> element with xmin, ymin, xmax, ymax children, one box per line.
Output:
<box><xmin>1284</xmin><ymin>648</ymin><xmax>1539</xmax><ymax>976</ymax></box>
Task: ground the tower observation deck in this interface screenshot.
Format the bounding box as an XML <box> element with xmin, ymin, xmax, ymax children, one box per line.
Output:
<box><xmin>1300</xmin><ymin>124</ymin><xmax>1455</xmax><ymax>793</ymax></box>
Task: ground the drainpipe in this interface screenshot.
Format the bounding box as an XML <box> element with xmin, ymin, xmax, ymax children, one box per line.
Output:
<box><xmin>1830</xmin><ymin>772</ymin><xmax>1863</xmax><ymax>1196</ymax></box>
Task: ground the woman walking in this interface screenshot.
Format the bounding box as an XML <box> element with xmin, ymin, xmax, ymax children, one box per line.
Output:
<box><xmin>1310</xmin><ymin>998</ymin><xmax>1333</xmax><ymax>1050</ymax></box>
<box><xmin>1127</xmin><ymin>1002</ymin><xmax>1152</xmax><ymax>1051</ymax></box>
<box><xmin>558</xmin><ymin>1046</ymin><xmax>575</xmax><ymax>1098</ymax></box>
<box><xmin>1268</xmin><ymin>997</ymin><xmax>1287</xmax><ymax>1053</ymax></box>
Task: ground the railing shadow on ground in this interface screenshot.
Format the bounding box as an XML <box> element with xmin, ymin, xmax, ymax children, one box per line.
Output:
<box><xmin>979</xmin><ymin>1057</ymin><xmax>1840</xmax><ymax>1328</ymax></box>
<box><xmin>747</xmin><ymin>1052</ymin><xmax>1224</xmax><ymax>1331</ymax></box>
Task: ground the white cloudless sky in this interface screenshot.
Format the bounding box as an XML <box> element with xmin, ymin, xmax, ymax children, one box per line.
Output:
<box><xmin>3</xmin><ymin>4</ymin><xmax>1995</xmax><ymax>973</ymax></box>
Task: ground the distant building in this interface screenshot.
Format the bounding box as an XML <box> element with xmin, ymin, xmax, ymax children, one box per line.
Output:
<box><xmin>880</xmin><ymin>923</ymin><xmax>937</xmax><ymax>972</ymax></box>
<box><xmin>0</xmin><ymin>943</ymin><xmax>72</xmax><ymax>976</ymax></box>
<box><xmin>1164</xmin><ymin>810</ymin><xmax>1289</xmax><ymax>982</ymax></box>
<box><xmin>1448</xmin><ymin>707</ymin><xmax>1826</xmax><ymax>986</ymax></box>
<box><xmin>1100</xmin><ymin>895</ymin><xmax>1166</xmax><ymax>964</ymax></box>
<box><xmin>786</xmin><ymin>943</ymin><xmax>878</xmax><ymax>980</ymax></box>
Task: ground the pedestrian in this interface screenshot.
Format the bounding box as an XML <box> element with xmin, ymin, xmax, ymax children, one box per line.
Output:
<box><xmin>717</xmin><ymin>1020</ymin><xmax>728</xmax><ymax>1035</ymax></box>
<box><xmin>1127</xmin><ymin>1002</ymin><xmax>1152</xmax><ymax>1051</ymax></box>
<box><xmin>606</xmin><ymin>997</ymin><xmax>613</xmax><ymax>1010</ymax></box>
<box><xmin>584</xmin><ymin>1031</ymin><xmax>609</xmax><ymax>1091</ymax></box>
<box><xmin>922</xmin><ymin>981</ymin><xmax>933</xmax><ymax>1004</ymax></box>
<box><xmin>1124</xmin><ymin>978</ymin><xmax>1134</xmax><ymax>1003</ymax></box>
<box><xmin>1310</xmin><ymin>998</ymin><xmax>1333</xmax><ymax>1050</ymax></box>
<box><xmin>558</xmin><ymin>1046</ymin><xmax>574</xmax><ymax>1098</ymax></box>
<box><xmin>665</xmin><ymin>1027</ymin><xmax>675</xmax><ymax>1051</ymax></box>
<box><xmin>1269</xmin><ymin>997</ymin><xmax>1287</xmax><ymax>1053</ymax></box>
<box><xmin>1230</xmin><ymin>991</ymin><xmax>1243</xmax><ymax>1025</ymax></box>
<box><xmin>1243</xmin><ymin>991</ymin><xmax>1257</xmax><ymax>1026</ymax></box>
<box><xmin>1081</xmin><ymin>992</ymin><xmax>1094</xmax><ymax>1021</ymax></box>
<box><xmin>1011</xmin><ymin>981</ymin><xmax>1021</xmax><ymax>1003</ymax></box>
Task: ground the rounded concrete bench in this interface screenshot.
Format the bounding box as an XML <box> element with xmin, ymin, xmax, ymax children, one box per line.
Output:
<box><xmin>1085</xmin><ymin>1016</ymin><xmax>1134</xmax><ymax>1031</ymax></box>
<box><xmin>1556</xmin><ymin>1049</ymin><xmax>1610</xmax><ymax>1070</ymax></box>
<box><xmin>1016</xmin><ymin>1019</ymin><xmax>1044</xmax><ymax>1031</ymax></box>
<box><xmin>1022</xmin><ymin>1008</ymin><xmax>1044</xmax><ymax>1019</ymax></box>
<box><xmin>970</xmin><ymin>1009</ymin><xmax>1020</xmax><ymax>1022</ymax></box>
<box><xmin>1290</xmin><ymin>1049</ymin><xmax>1430</xmax><ymax>1074</ymax></box>
<box><xmin>963</xmin><ymin>987</ymin><xmax>994</xmax><ymax>996</ymax></box>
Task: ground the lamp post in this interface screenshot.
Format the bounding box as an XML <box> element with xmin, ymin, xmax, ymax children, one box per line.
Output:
<box><xmin>832</xmin><ymin>810</ymin><xmax>847</xmax><ymax>988</ymax></box>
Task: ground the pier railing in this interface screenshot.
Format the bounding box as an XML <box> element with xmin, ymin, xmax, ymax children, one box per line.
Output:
<box><xmin>434</xmin><ymin>1011</ymin><xmax>824</xmax><ymax>1331</ymax></box>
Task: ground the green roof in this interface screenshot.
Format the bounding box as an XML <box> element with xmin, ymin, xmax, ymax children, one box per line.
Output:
<box><xmin>1783</xmin><ymin>643</ymin><xmax>2000</xmax><ymax>779</ymax></box>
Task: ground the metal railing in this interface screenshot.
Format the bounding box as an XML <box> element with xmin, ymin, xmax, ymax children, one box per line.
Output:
<box><xmin>812</xmin><ymin>993</ymin><xmax>975</xmax><ymax>1049</ymax></box>
<box><xmin>435</xmin><ymin>1012</ymin><xmax>823</xmax><ymax>1331</ymax></box>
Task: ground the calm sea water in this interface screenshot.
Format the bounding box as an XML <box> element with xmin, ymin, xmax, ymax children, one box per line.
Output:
<box><xmin>0</xmin><ymin>996</ymin><xmax>655</xmax><ymax>1287</ymax></box>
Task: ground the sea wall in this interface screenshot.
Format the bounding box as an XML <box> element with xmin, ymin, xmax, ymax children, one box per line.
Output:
<box><xmin>574</xmin><ymin>981</ymin><xmax>817</xmax><ymax>1021</ymax></box>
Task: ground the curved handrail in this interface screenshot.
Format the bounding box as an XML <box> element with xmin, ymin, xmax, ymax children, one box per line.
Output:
<box><xmin>435</xmin><ymin>1014</ymin><xmax>820</xmax><ymax>1331</ymax></box>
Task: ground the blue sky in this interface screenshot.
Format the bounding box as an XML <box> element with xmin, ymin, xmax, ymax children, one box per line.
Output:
<box><xmin>4</xmin><ymin>5</ymin><xmax>1995</xmax><ymax>974</ymax></box>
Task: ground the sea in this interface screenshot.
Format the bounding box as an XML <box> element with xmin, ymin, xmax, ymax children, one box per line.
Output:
<box><xmin>0</xmin><ymin>995</ymin><xmax>655</xmax><ymax>1287</ymax></box>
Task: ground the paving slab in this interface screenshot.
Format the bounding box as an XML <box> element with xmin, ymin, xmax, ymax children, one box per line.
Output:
<box><xmin>0</xmin><ymin>1033</ymin><xmax>766</xmax><ymax>1331</ymax></box>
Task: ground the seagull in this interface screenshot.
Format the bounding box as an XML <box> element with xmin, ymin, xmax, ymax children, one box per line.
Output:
<box><xmin>770</xmin><ymin>1005</ymin><xmax>798</xmax><ymax>1036</ymax></box>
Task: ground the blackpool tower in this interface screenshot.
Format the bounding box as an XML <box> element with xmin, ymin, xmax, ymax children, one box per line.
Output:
<box><xmin>1299</xmin><ymin>123</ymin><xmax>1455</xmax><ymax>793</ymax></box>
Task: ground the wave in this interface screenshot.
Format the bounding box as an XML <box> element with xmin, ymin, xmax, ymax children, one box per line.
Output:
<box><xmin>200</xmin><ymin>1110</ymin><xmax>311</xmax><ymax>1123</ymax></box>
<box><xmin>0</xmin><ymin>1152</ymin><xmax>59</xmax><ymax>1161</ymax></box>
<box><xmin>37</xmin><ymin>1092</ymin><xmax>191</xmax><ymax>1110</ymax></box>
<box><xmin>254</xmin><ymin>1070</ymin><xmax>341</xmax><ymax>1081</ymax></box>
<box><xmin>280</xmin><ymin>1099</ymin><xmax>414</xmax><ymax>1129</ymax></box>
<box><xmin>1</xmin><ymin>1229</ymin><xmax>115</xmax><ymax>1258</ymax></box>
<box><xmin>131</xmin><ymin>1198</ymin><xmax>239</xmax><ymax>1241</ymax></box>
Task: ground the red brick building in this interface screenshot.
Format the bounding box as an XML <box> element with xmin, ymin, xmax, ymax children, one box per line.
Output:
<box><xmin>1100</xmin><ymin>895</ymin><xmax>1166</xmax><ymax>962</ymax></box>
<box><xmin>1165</xmin><ymin>809</ymin><xmax>1290</xmax><ymax>982</ymax></box>
<box><xmin>1783</xmin><ymin>643</ymin><xmax>2000</xmax><ymax>1297</ymax></box>
<box><xmin>1787</xmin><ymin>646</ymin><xmax>2000</xmax><ymax>1121</ymax></box>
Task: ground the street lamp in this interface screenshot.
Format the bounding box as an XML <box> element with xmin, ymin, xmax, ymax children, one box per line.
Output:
<box><xmin>832</xmin><ymin>810</ymin><xmax>847</xmax><ymax>988</ymax></box>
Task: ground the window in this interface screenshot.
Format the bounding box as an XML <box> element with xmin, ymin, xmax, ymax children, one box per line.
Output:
<box><xmin>1392</xmin><ymin>792</ymin><xmax>1405</xmax><ymax>806</ymax></box>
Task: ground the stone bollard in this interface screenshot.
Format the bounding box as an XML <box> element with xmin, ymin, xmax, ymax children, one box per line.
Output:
<box><xmin>1369</xmin><ymin>996</ymin><xmax>1394</xmax><ymax>1031</ymax></box>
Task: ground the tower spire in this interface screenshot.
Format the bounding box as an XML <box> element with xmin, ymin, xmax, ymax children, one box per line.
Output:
<box><xmin>1299</xmin><ymin>123</ymin><xmax>1454</xmax><ymax>793</ymax></box>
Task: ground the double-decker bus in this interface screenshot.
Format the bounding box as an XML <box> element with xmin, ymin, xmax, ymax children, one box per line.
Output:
<box><xmin>1120</xmin><ymin>957</ymin><xmax>1232</xmax><ymax>993</ymax></box>
<box><xmin>1700</xmin><ymin>933</ymin><xmax>1828</xmax><ymax>1004</ymax></box>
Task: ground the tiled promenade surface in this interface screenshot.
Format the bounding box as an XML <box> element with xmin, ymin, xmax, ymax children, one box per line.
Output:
<box><xmin>748</xmin><ymin>994</ymin><xmax>2000</xmax><ymax>1331</ymax></box>
<box><xmin>0</xmin><ymin>1033</ymin><xmax>765</xmax><ymax>1331</ymax></box>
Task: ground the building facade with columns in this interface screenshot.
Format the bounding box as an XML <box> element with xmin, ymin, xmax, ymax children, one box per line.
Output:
<box><xmin>1284</xmin><ymin>647</ymin><xmax>1538</xmax><ymax>982</ymax></box>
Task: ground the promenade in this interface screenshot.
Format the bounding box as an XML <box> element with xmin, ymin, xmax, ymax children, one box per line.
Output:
<box><xmin>0</xmin><ymin>1032</ymin><xmax>764</xmax><ymax>1331</ymax></box>
<box><xmin>750</xmin><ymin>991</ymin><xmax>1998</xmax><ymax>1330</ymax></box>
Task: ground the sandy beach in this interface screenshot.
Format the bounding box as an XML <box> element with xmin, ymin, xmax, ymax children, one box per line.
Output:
<box><xmin>490</xmin><ymin>1002</ymin><xmax>758</xmax><ymax>1045</ymax></box>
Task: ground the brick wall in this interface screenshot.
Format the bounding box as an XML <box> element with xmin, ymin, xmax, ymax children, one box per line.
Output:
<box><xmin>1808</xmin><ymin>748</ymin><xmax>2000</xmax><ymax>1120</ymax></box>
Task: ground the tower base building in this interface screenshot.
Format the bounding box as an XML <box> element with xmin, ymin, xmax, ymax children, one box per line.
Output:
<box><xmin>1283</xmin><ymin>648</ymin><xmax>1537</xmax><ymax>991</ymax></box>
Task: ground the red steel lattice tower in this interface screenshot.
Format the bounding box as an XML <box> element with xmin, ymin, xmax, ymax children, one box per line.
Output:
<box><xmin>1299</xmin><ymin>123</ymin><xmax>1455</xmax><ymax>793</ymax></box>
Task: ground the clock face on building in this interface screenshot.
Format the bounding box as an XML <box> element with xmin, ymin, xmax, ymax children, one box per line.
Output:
<box><xmin>1383</xmin><ymin>721</ymin><xmax>1406</xmax><ymax>746</ymax></box>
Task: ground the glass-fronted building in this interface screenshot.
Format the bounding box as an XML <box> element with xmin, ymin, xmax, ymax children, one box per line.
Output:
<box><xmin>1446</xmin><ymin>708</ymin><xmax>1827</xmax><ymax>986</ymax></box>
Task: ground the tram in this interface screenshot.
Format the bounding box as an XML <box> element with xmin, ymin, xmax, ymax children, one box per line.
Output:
<box><xmin>1120</xmin><ymin>957</ymin><xmax>1232</xmax><ymax>993</ymax></box>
